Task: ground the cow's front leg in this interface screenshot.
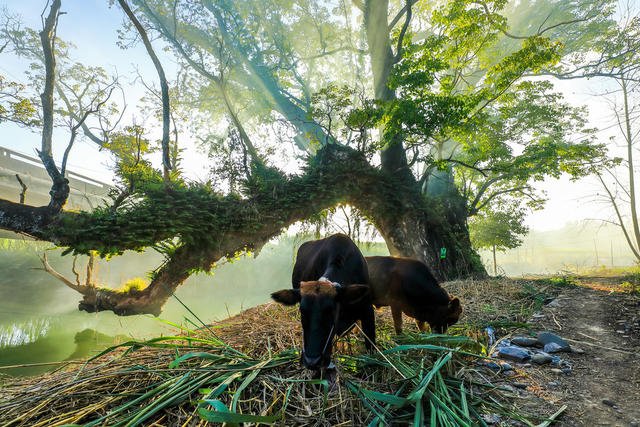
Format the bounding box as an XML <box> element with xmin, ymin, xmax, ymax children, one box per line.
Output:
<box><xmin>391</xmin><ymin>305</ymin><xmax>403</xmax><ymax>334</ymax></box>
<box><xmin>361</xmin><ymin>305</ymin><xmax>376</xmax><ymax>351</ymax></box>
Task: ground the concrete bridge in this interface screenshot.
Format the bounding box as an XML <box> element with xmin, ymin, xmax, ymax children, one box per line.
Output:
<box><xmin>0</xmin><ymin>146</ymin><xmax>112</xmax><ymax>239</ymax></box>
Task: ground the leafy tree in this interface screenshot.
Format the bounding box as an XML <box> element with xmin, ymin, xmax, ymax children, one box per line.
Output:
<box><xmin>0</xmin><ymin>0</ymin><xmax>617</xmax><ymax>315</ymax></box>
<box><xmin>470</xmin><ymin>209</ymin><xmax>528</xmax><ymax>275</ymax></box>
<box><xmin>0</xmin><ymin>7</ymin><xmax>124</xmax><ymax>145</ymax></box>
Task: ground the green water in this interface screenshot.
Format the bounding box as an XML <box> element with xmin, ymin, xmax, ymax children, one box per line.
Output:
<box><xmin>0</xmin><ymin>237</ymin><xmax>389</xmax><ymax>377</ymax></box>
<box><xmin>0</xmin><ymin>239</ymin><xmax>295</xmax><ymax>377</ymax></box>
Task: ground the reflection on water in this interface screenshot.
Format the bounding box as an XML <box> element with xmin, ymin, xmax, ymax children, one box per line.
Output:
<box><xmin>0</xmin><ymin>311</ymin><xmax>177</xmax><ymax>377</ymax></box>
<box><xmin>0</xmin><ymin>317</ymin><xmax>51</xmax><ymax>347</ymax></box>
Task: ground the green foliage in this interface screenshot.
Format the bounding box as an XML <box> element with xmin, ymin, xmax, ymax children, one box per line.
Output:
<box><xmin>533</xmin><ymin>275</ymin><xmax>577</xmax><ymax>287</ymax></box>
<box><xmin>53</xmin><ymin>320</ymin><xmax>540</xmax><ymax>426</ymax></box>
<box><xmin>0</xmin><ymin>75</ymin><xmax>37</xmax><ymax>126</ymax></box>
<box><xmin>47</xmin><ymin>145</ymin><xmax>386</xmax><ymax>259</ymax></box>
<box><xmin>1</xmin><ymin>11</ymin><xmax>123</xmax><ymax>140</ymax></box>
<box><xmin>103</xmin><ymin>125</ymin><xmax>162</xmax><ymax>188</ymax></box>
<box><xmin>470</xmin><ymin>209</ymin><xmax>528</xmax><ymax>252</ymax></box>
<box><xmin>307</xmin><ymin>84</ymin><xmax>382</xmax><ymax>154</ymax></box>
<box><xmin>120</xmin><ymin>277</ymin><xmax>149</xmax><ymax>293</ymax></box>
<box><xmin>518</xmin><ymin>284</ymin><xmax>554</xmax><ymax>311</ymax></box>
<box><xmin>0</xmin><ymin>238</ymin><xmax>52</xmax><ymax>253</ymax></box>
<box><xmin>620</xmin><ymin>280</ymin><xmax>640</xmax><ymax>295</ymax></box>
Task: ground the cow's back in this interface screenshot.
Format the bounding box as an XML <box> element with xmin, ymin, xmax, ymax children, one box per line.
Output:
<box><xmin>366</xmin><ymin>256</ymin><xmax>449</xmax><ymax>306</ymax></box>
<box><xmin>292</xmin><ymin>234</ymin><xmax>368</xmax><ymax>288</ymax></box>
<box><xmin>365</xmin><ymin>256</ymin><xmax>396</xmax><ymax>306</ymax></box>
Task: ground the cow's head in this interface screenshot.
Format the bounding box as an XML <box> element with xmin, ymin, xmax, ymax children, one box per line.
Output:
<box><xmin>430</xmin><ymin>297</ymin><xmax>462</xmax><ymax>334</ymax></box>
<box><xmin>271</xmin><ymin>280</ymin><xmax>369</xmax><ymax>370</ymax></box>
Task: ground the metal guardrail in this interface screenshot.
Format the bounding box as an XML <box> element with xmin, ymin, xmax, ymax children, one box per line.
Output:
<box><xmin>0</xmin><ymin>146</ymin><xmax>113</xmax><ymax>239</ymax></box>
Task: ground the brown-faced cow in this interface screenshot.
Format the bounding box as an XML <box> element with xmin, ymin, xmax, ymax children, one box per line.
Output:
<box><xmin>271</xmin><ymin>234</ymin><xmax>375</xmax><ymax>370</ymax></box>
<box><xmin>365</xmin><ymin>256</ymin><xmax>462</xmax><ymax>334</ymax></box>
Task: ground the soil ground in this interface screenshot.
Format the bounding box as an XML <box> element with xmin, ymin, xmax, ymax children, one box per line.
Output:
<box><xmin>493</xmin><ymin>276</ymin><xmax>640</xmax><ymax>426</ymax></box>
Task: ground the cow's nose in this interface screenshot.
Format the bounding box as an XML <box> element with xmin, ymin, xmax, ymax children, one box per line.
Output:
<box><xmin>302</xmin><ymin>354</ymin><xmax>323</xmax><ymax>370</ymax></box>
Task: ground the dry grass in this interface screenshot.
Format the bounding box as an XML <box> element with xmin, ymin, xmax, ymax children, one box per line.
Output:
<box><xmin>0</xmin><ymin>278</ymin><xmax>568</xmax><ymax>426</ymax></box>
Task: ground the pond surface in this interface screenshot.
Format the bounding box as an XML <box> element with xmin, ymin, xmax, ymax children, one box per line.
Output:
<box><xmin>0</xmin><ymin>240</ymin><xmax>295</xmax><ymax>376</ymax></box>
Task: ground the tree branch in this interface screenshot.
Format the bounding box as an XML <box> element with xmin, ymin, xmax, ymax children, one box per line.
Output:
<box><xmin>37</xmin><ymin>0</ymin><xmax>69</xmax><ymax>213</ymax></box>
<box><xmin>443</xmin><ymin>158</ymin><xmax>489</xmax><ymax>177</ymax></box>
<box><xmin>468</xmin><ymin>174</ymin><xmax>504</xmax><ymax>213</ymax></box>
<box><xmin>388</xmin><ymin>0</ymin><xmax>417</xmax><ymax>31</ymax></box>
<box><xmin>15</xmin><ymin>174</ymin><xmax>27</xmax><ymax>204</ymax></box>
<box><xmin>393</xmin><ymin>0</ymin><xmax>412</xmax><ymax>63</ymax></box>
<box><xmin>60</xmin><ymin>87</ymin><xmax>114</xmax><ymax>176</ymax></box>
<box><xmin>32</xmin><ymin>253</ymin><xmax>87</xmax><ymax>294</ymax></box>
<box><xmin>352</xmin><ymin>0</ymin><xmax>364</xmax><ymax>12</ymax></box>
<box><xmin>597</xmin><ymin>172</ymin><xmax>640</xmax><ymax>260</ymax></box>
<box><xmin>118</xmin><ymin>0</ymin><xmax>172</xmax><ymax>179</ymax></box>
<box><xmin>474</xmin><ymin>185</ymin><xmax>532</xmax><ymax>213</ymax></box>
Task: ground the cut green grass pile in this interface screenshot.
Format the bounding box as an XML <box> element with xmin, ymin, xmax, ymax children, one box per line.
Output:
<box><xmin>0</xmin><ymin>278</ymin><xmax>568</xmax><ymax>426</ymax></box>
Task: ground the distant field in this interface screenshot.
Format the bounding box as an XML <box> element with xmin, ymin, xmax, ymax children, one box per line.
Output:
<box><xmin>480</xmin><ymin>221</ymin><xmax>638</xmax><ymax>276</ymax></box>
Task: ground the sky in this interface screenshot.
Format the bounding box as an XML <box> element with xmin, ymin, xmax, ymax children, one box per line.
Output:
<box><xmin>0</xmin><ymin>0</ymin><xmax>633</xmax><ymax>234</ymax></box>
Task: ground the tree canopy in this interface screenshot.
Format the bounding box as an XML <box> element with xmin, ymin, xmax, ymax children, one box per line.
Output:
<box><xmin>0</xmin><ymin>0</ymin><xmax>624</xmax><ymax>315</ymax></box>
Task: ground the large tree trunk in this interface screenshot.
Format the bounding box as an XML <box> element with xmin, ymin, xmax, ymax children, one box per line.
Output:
<box><xmin>360</xmin><ymin>0</ymin><xmax>483</xmax><ymax>280</ymax></box>
<box><xmin>364</xmin><ymin>0</ymin><xmax>414</xmax><ymax>182</ymax></box>
<box><xmin>352</xmin><ymin>178</ymin><xmax>484</xmax><ymax>281</ymax></box>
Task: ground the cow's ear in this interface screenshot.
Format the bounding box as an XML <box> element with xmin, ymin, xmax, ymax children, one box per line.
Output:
<box><xmin>271</xmin><ymin>289</ymin><xmax>301</xmax><ymax>306</ymax></box>
<box><xmin>448</xmin><ymin>297</ymin><xmax>462</xmax><ymax>316</ymax></box>
<box><xmin>338</xmin><ymin>285</ymin><xmax>370</xmax><ymax>304</ymax></box>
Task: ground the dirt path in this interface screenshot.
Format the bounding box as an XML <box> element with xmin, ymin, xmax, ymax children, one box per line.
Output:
<box><xmin>525</xmin><ymin>282</ymin><xmax>640</xmax><ymax>426</ymax></box>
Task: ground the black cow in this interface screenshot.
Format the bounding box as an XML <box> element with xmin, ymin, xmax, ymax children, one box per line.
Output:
<box><xmin>271</xmin><ymin>234</ymin><xmax>375</xmax><ymax>370</ymax></box>
<box><xmin>366</xmin><ymin>256</ymin><xmax>462</xmax><ymax>334</ymax></box>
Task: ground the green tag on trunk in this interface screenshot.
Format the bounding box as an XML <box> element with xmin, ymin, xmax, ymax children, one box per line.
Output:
<box><xmin>440</xmin><ymin>248</ymin><xmax>446</xmax><ymax>258</ymax></box>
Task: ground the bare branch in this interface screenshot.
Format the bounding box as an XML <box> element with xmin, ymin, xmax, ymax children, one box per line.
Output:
<box><xmin>292</xmin><ymin>46</ymin><xmax>367</xmax><ymax>67</ymax></box>
<box><xmin>15</xmin><ymin>174</ymin><xmax>27</xmax><ymax>204</ymax></box>
<box><xmin>117</xmin><ymin>0</ymin><xmax>172</xmax><ymax>179</ymax></box>
<box><xmin>61</xmin><ymin>87</ymin><xmax>114</xmax><ymax>176</ymax></box>
<box><xmin>32</xmin><ymin>253</ymin><xmax>87</xmax><ymax>294</ymax></box>
<box><xmin>597</xmin><ymin>173</ymin><xmax>640</xmax><ymax>260</ymax></box>
<box><xmin>472</xmin><ymin>0</ymin><xmax>598</xmax><ymax>41</ymax></box>
<box><xmin>86</xmin><ymin>251</ymin><xmax>95</xmax><ymax>286</ymax></box>
<box><xmin>71</xmin><ymin>256</ymin><xmax>81</xmax><ymax>287</ymax></box>
<box><xmin>38</xmin><ymin>0</ymin><xmax>60</xmax><ymax>160</ymax></box>
<box><xmin>36</xmin><ymin>0</ymin><xmax>69</xmax><ymax>213</ymax></box>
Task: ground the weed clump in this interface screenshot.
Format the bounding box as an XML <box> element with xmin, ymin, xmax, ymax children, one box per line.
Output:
<box><xmin>119</xmin><ymin>277</ymin><xmax>148</xmax><ymax>292</ymax></box>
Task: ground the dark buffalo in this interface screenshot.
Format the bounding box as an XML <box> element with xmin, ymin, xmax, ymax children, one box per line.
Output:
<box><xmin>366</xmin><ymin>256</ymin><xmax>462</xmax><ymax>334</ymax></box>
<box><xmin>271</xmin><ymin>234</ymin><xmax>374</xmax><ymax>370</ymax></box>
